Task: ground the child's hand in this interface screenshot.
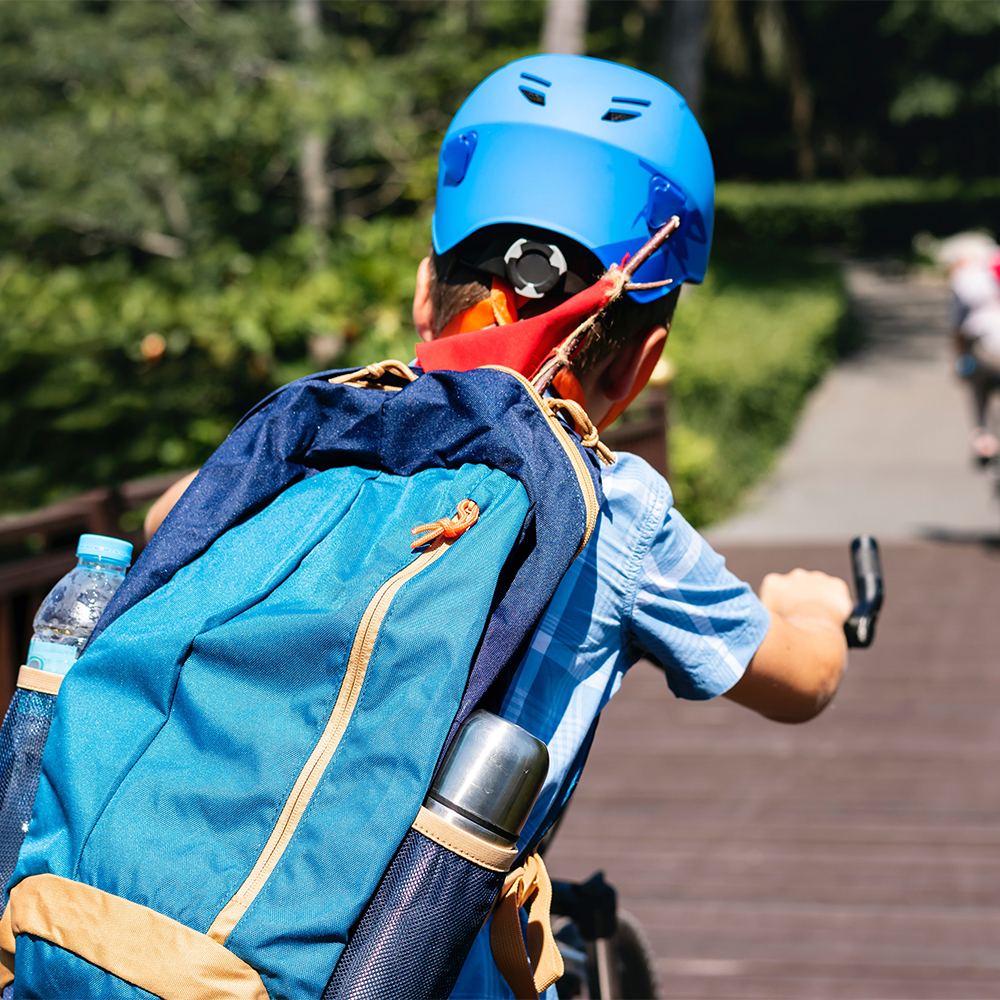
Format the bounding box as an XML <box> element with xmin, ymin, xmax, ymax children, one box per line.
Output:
<box><xmin>727</xmin><ymin>568</ymin><xmax>853</xmax><ymax>723</ymax></box>
<box><xmin>759</xmin><ymin>568</ymin><xmax>853</xmax><ymax>628</ymax></box>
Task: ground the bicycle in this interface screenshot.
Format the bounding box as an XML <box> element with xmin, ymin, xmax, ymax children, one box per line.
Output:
<box><xmin>544</xmin><ymin>536</ymin><xmax>884</xmax><ymax>999</ymax></box>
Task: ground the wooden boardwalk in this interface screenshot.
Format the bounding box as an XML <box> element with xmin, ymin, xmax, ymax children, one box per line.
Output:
<box><xmin>545</xmin><ymin>541</ymin><xmax>1000</xmax><ymax>998</ymax></box>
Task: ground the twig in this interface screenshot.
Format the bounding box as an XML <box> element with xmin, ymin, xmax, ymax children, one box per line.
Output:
<box><xmin>531</xmin><ymin>216</ymin><xmax>681</xmax><ymax>394</ymax></box>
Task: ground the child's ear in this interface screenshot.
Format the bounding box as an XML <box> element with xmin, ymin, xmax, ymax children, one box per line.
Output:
<box><xmin>600</xmin><ymin>326</ymin><xmax>668</xmax><ymax>402</ymax></box>
<box><xmin>413</xmin><ymin>257</ymin><xmax>435</xmax><ymax>342</ymax></box>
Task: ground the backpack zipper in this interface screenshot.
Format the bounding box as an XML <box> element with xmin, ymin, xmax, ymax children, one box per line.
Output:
<box><xmin>207</xmin><ymin>534</ymin><xmax>458</xmax><ymax>945</ymax></box>
<box><xmin>485</xmin><ymin>366</ymin><xmax>600</xmax><ymax>556</ymax></box>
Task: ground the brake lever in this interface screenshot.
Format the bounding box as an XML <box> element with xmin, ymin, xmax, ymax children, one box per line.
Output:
<box><xmin>844</xmin><ymin>535</ymin><xmax>883</xmax><ymax>648</ymax></box>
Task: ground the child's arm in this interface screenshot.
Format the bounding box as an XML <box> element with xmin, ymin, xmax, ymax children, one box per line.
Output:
<box><xmin>143</xmin><ymin>470</ymin><xmax>198</xmax><ymax>540</ymax></box>
<box><xmin>724</xmin><ymin>569</ymin><xmax>853</xmax><ymax>724</ymax></box>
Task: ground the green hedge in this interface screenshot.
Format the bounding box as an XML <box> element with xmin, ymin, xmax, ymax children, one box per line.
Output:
<box><xmin>0</xmin><ymin>218</ymin><xmax>427</xmax><ymax>514</ymax></box>
<box><xmin>665</xmin><ymin>244</ymin><xmax>849</xmax><ymax>527</ymax></box>
<box><xmin>0</xmin><ymin>224</ymin><xmax>850</xmax><ymax>533</ymax></box>
<box><xmin>715</xmin><ymin>177</ymin><xmax>1000</xmax><ymax>251</ymax></box>
<box><xmin>665</xmin><ymin>176</ymin><xmax>997</xmax><ymax>526</ymax></box>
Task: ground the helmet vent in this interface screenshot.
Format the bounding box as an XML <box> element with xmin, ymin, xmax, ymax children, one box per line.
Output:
<box><xmin>611</xmin><ymin>96</ymin><xmax>651</xmax><ymax>107</ymax></box>
<box><xmin>520</xmin><ymin>72</ymin><xmax>552</xmax><ymax>88</ymax></box>
<box><xmin>602</xmin><ymin>110</ymin><xmax>640</xmax><ymax>122</ymax></box>
<box><xmin>519</xmin><ymin>87</ymin><xmax>546</xmax><ymax>106</ymax></box>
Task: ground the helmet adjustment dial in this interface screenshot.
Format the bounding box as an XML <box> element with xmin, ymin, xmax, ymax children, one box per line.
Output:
<box><xmin>503</xmin><ymin>240</ymin><xmax>568</xmax><ymax>299</ymax></box>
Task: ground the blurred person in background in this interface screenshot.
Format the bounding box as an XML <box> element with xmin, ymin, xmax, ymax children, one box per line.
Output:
<box><xmin>937</xmin><ymin>232</ymin><xmax>1000</xmax><ymax>463</ymax></box>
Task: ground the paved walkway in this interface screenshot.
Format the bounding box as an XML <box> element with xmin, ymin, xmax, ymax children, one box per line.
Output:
<box><xmin>708</xmin><ymin>262</ymin><xmax>998</xmax><ymax>544</ymax></box>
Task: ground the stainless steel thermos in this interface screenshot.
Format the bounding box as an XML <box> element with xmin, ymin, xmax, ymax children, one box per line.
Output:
<box><xmin>424</xmin><ymin>710</ymin><xmax>549</xmax><ymax>849</ymax></box>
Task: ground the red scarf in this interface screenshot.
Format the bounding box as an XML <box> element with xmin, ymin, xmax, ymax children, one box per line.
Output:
<box><xmin>416</xmin><ymin>274</ymin><xmax>664</xmax><ymax>432</ymax></box>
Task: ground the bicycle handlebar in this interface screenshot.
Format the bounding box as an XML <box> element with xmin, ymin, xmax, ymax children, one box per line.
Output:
<box><xmin>844</xmin><ymin>535</ymin><xmax>883</xmax><ymax>648</ymax></box>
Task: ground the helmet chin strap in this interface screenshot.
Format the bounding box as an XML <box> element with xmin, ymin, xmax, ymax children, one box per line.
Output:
<box><xmin>550</xmin><ymin>337</ymin><xmax>666</xmax><ymax>434</ymax></box>
<box><xmin>440</xmin><ymin>278</ymin><xmax>518</xmax><ymax>338</ymax></box>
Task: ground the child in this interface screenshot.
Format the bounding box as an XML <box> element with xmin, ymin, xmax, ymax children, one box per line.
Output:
<box><xmin>148</xmin><ymin>53</ymin><xmax>853</xmax><ymax>1000</ymax></box>
<box><xmin>936</xmin><ymin>231</ymin><xmax>1000</xmax><ymax>462</ymax></box>
<box><xmin>414</xmin><ymin>54</ymin><xmax>851</xmax><ymax>999</ymax></box>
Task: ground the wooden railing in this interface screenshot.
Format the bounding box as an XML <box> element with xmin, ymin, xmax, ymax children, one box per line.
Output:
<box><xmin>0</xmin><ymin>472</ymin><xmax>189</xmax><ymax>705</ymax></box>
<box><xmin>0</xmin><ymin>370</ymin><xmax>671</xmax><ymax>710</ymax></box>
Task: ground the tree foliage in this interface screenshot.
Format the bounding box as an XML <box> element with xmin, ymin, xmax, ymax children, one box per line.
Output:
<box><xmin>699</xmin><ymin>0</ymin><xmax>1000</xmax><ymax>180</ymax></box>
<box><xmin>2</xmin><ymin>0</ymin><xmax>999</xmax><ymax>516</ymax></box>
<box><xmin>0</xmin><ymin>0</ymin><xmax>541</xmax><ymax>512</ymax></box>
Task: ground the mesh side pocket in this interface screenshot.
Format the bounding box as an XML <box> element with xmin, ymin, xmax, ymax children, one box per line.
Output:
<box><xmin>0</xmin><ymin>688</ymin><xmax>56</xmax><ymax>892</ymax></box>
<box><xmin>324</xmin><ymin>827</ymin><xmax>505</xmax><ymax>1000</ymax></box>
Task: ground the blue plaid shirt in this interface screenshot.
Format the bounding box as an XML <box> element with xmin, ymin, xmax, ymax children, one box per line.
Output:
<box><xmin>450</xmin><ymin>451</ymin><xmax>771</xmax><ymax>999</ymax></box>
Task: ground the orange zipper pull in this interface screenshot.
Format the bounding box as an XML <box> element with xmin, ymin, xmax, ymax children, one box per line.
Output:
<box><xmin>410</xmin><ymin>499</ymin><xmax>480</xmax><ymax>550</ymax></box>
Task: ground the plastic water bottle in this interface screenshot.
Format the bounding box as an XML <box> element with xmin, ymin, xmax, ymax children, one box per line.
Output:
<box><xmin>0</xmin><ymin>533</ymin><xmax>132</xmax><ymax>890</ymax></box>
<box><xmin>25</xmin><ymin>534</ymin><xmax>133</xmax><ymax>675</ymax></box>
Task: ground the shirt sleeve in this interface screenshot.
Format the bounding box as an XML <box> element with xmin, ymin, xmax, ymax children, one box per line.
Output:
<box><xmin>625</xmin><ymin>495</ymin><xmax>771</xmax><ymax>701</ymax></box>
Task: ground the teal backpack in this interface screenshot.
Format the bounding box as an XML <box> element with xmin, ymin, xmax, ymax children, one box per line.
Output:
<box><xmin>3</xmin><ymin>362</ymin><xmax>604</xmax><ymax>1000</ymax></box>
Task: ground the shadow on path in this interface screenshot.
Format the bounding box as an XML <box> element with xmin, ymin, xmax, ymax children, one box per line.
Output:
<box><xmin>918</xmin><ymin>525</ymin><xmax>1000</xmax><ymax>548</ymax></box>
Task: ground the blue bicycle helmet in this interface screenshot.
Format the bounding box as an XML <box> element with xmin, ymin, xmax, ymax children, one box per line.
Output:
<box><xmin>432</xmin><ymin>54</ymin><xmax>714</xmax><ymax>304</ymax></box>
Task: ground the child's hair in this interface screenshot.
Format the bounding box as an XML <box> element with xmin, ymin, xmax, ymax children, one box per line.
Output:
<box><xmin>428</xmin><ymin>240</ymin><xmax>680</xmax><ymax>375</ymax></box>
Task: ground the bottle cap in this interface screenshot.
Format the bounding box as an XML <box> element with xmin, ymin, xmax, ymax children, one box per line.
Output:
<box><xmin>77</xmin><ymin>534</ymin><xmax>133</xmax><ymax>567</ymax></box>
